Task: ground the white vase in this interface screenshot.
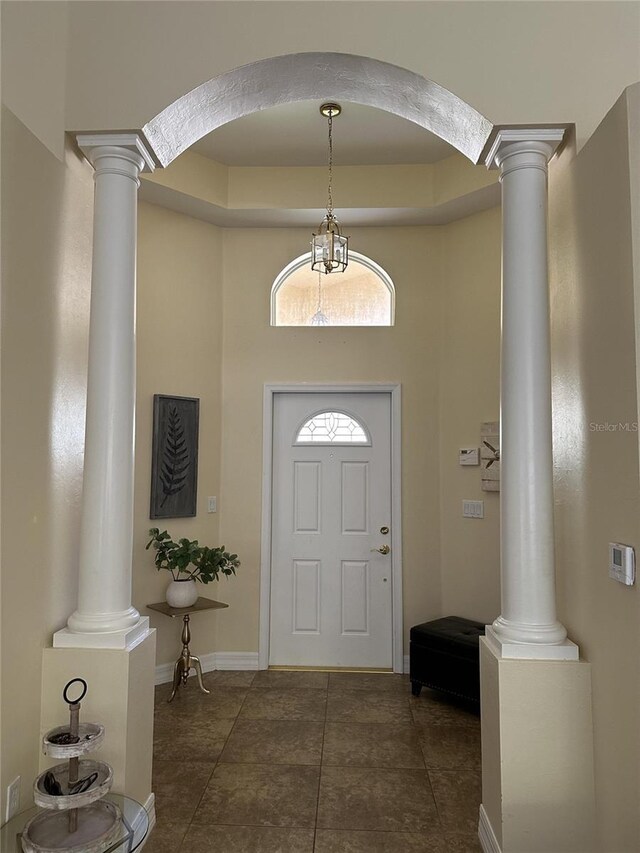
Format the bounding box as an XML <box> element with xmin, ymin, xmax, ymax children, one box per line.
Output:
<box><xmin>166</xmin><ymin>578</ymin><xmax>198</xmax><ymax>608</ymax></box>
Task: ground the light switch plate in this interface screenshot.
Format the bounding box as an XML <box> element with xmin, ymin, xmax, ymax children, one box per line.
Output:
<box><xmin>207</xmin><ymin>496</ymin><xmax>217</xmax><ymax>513</ymax></box>
<box><xmin>463</xmin><ymin>500</ymin><xmax>484</xmax><ymax>519</ymax></box>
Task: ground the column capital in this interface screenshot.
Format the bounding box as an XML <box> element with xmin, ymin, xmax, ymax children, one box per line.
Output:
<box><xmin>485</xmin><ymin>127</ymin><xmax>566</xmax><ymax>171</ymax></box>
<box><xmin>76</xmin><ymin>132</ymin><xmax>157</xmax><ymax>174</ymax></box>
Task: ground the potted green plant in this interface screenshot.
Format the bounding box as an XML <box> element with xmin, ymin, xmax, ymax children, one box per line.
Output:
<box><xmin>146</xmin><ymin>527</ymin><xmax>240</xmax><ymax>608</ymax></box>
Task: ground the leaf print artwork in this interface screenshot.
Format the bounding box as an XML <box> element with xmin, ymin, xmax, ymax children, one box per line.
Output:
<box><xmin>150</xmin><ymin>395</ymin><xmax>199</xmax><ymax>519</ymax></box>
<box><xmin>160</xmin><ymin>406</ymin><xmax>190</xmax><ymax>508</ymax></box>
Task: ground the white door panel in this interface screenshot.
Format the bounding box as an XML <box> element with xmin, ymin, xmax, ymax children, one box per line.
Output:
<box><xmin>270</xmin><ymin>392</ymin><xmax>392</xmax><ymax>668</ymax></box>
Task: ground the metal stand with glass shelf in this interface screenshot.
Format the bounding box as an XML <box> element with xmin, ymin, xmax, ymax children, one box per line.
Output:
<box><xmin>3</xmin><ymin>679</ymin><xmax>149</xmax><ymax>853</ymax></box>
<box><xmin>1</xmin><ymin>795</ymin><xmax>149</xmax><ymax>853</ymax></box>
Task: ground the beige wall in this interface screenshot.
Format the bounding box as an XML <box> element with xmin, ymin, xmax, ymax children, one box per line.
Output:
<box><xmin>0</xmin><ymin>108</ymin><xmax>93</xmax><ymax>816</ymax></box>
<box><xmin>132</xmin><ymin>211</ymin><xmax>502</xmax><ymax>664</ymax></box>
<box><xmin>549</xmin><ymin>86</ymin><xmax>640</xmax><ymax>852</ymax></box>
<box><xmin>1</xmin><ymin>1</ymin><xmax>69</xmax><ymax>159</ymax></box>
<box><xmin>65</xmin><ymin>2</ymin><xmax>640</xmax><ymax>151</ymax></box>
<box><xmin>440</xmin><ymin>208</ymin><xmax>501</xmax><ymax>623</ymax></box>
<box><xmin>134</xmin><ymin>202</ymin><xmax>224</xmax><ymax>665</ymax></box>
<box><xmin>218</xmin><ymin>226</ymin><xmax>444</xmax><ymax>654</ymax></box>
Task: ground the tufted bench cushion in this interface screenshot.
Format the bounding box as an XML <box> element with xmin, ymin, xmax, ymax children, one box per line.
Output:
<box><xmin>410</xmin><ymin>616</ymin><xmax>485</xmax><ymax>703</ymax></box>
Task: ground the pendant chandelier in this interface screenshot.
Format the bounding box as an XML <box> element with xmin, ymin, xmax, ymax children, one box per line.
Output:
<box><xmin>311</xmin><ymin>103</ymin><xmax>349</xmax><ymax>274</ymax></box>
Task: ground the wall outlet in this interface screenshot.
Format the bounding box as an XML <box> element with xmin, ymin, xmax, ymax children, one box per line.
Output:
<box><xmin>207</xmin><ymin>496</ymin><xmax>217</xmax><ymax>513</ymax></box>
<box><xmin>6</xmin><ymin>776</ymin><xmax>20</xmax><ymax>821</ymax></box>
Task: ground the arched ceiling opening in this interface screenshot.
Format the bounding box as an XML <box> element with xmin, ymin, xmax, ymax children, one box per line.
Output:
<box><xmin>143</xmin><ymin>52</ymin><xmax>493</xmax><ymax>168</ymax></box>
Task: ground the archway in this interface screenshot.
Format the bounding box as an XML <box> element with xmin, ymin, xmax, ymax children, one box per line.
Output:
<box><xmin>61</xmin><ymin>46</ymin><xmax>591</xmax><ymax>852</ymax></box>
<box><xmin>142</xmin><ymin>51</ymin><xmax>493</xmax><ymax>167</ymax></box>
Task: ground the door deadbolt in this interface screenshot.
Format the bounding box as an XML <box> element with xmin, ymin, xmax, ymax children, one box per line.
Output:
<box><xmin>380</xmin><ymin>526</ymin><xmax>389</xmax><ymax>535</ymax></box>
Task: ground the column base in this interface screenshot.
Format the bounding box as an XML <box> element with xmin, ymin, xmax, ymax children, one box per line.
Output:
<box><xmin>66</xmin><ymin>605</ymin><xmax>142</xmax><ymax>636</ymax></box>
<box><xmin>479</xmin><ymin>638</ymin><xmax>595</xmax><ymax>853</ymax></box>
<box><xmin>485</xmin><ymin>625</ymin><xmax>580</xmax><ymax>661</ymax></box>
<box><xmin>487</xmin><ymin>622</ymin><xmax>579</xmax><ymax>660</ymax></box>
<box><xmin>54</xmin><ymin>616</ymin><xmax>150</xmax><ymax>650</ymax></box>
<box><xmin>41</xmin><ymin>628</ymin><xmax>156</xmax><ymax>805</ymax></box>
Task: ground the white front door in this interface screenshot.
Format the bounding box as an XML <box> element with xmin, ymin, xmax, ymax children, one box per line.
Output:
<box><xmin>270</xmin><ymin>392</ymin><xmax>393</xmax><ymax>668</ymax></box>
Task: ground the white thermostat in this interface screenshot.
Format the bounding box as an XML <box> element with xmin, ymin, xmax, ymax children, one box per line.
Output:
<box><xmin>609</xmin><ymin>542</ymin><xmax>635</xmax><ymax>586</ymax></box>
<box><xmin>459</xmin><ymin>448</ymin><xmax>480</xmax><ymax>466</ymax></box>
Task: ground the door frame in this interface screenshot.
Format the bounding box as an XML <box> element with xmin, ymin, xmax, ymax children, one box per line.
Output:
<box><xmin>259</xmin><ymin>383</ymin><xmax>403</xmax><ymax>672</ymax></box>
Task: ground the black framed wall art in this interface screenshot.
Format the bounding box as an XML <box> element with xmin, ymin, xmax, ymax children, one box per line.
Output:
<box><xmin>150</xmin><ymin>394</ymin><xmax>199</xmax><ymax>518</ymax></box>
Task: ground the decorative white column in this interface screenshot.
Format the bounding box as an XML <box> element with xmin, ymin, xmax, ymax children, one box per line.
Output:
<box><xmin>55</xmin><ymin>134</ymin><xmax>156</xmax><ymax>649</ymax></box>
<box><xmin>485</xmin><ymin>129</ymin><xmax>577</xmax><ymax>659</ymax></box>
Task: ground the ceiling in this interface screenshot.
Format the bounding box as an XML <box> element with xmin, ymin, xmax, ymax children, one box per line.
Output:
<box><xmin>142</xmin><ymin>98</ymin><xmax>500</xmax><ymax>227</ymax></box>
<box><xmin>192</xmin><ymin>100</ymin><xmax>456</xmax><ymax>166</ymax></box>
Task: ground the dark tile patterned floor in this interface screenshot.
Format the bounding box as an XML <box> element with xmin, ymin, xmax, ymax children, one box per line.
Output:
<box><xmin>145</xmin><ymin>671</ymin><xmax>482</xmax><ymax>852</ymax></box>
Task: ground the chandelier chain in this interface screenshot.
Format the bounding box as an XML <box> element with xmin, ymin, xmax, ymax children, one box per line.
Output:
<box><xmin>327</xmin><ymin>111</ymin><xmax>334</xmax><ymax>215</ymax></box>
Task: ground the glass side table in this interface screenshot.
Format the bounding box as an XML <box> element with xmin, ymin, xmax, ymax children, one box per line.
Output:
<box><xmin>147</xmin><ymin>597</ymin><xmax>228</xmax><ymax>702</ymax></box>
<box><xmin>0</xmin><ymin>794</ymin><xmax>149</xmax><ymax>853</ymax></box>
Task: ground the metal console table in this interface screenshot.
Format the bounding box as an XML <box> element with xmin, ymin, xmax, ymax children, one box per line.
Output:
<box><xmin>147</xmin><ymin>597</ymin><xmax>228</xmax><ymax>702</ymax></box>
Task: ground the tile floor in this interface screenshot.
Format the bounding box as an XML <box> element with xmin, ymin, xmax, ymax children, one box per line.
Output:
<box><xmin>146</xmin><ymin>670</ymin><xmax>482</xmax><ymax>852</ymax></box>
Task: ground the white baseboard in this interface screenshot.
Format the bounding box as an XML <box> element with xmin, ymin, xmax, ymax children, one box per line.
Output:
<box><xmin>155</xmin><ymin>651</ymin><xmax>259</xmax><ymax>685</ymax></box>
<box><xmin>403</xmin><ymin>654</ymin><xmax>409</xmax><ymax>674</ymax></box>
<box><xmin>215</xmin><ymin>652</ymin><xmax>260</xmax><ymax>670</ymax></box>
<box><xmin>478</xmin><ymin>804</ymin><xmax>502</xmax><ymax>853</ymax></box>
<box><xmin>137</xmin><ymin>793</ymin><xmax>156</xmax><ymax>848</ymax></box>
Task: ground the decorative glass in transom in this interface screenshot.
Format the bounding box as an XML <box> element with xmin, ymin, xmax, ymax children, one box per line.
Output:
<box><xmin>296</xmin><ymin>411</ymin><xmax>369</xmax><ymax>444</ymax></box>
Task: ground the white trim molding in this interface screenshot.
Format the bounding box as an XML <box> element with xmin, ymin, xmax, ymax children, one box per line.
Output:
<box><xmin>137</xmin><ymin>793</ymin><xmax>156</xmax><ymax>849</ymax></box>
<box><xmin>155</xmin><ymin>652</ymin><xmax>259</xmax><ymax>685</ymax></box>
<box><xmin>77</xmin><ymin>133</ymin><xmax>157</xmax><ymax>174</ymax></box>
<box><xmin>260</xmin><ymin>383</ymin><xmax>404</xmax><ymax>673</ymax></box>
<box><xmin>478</xmin><ymin>805</ymin><xmax>502</xmax><ymax>853</ymax></box>
<box><xmin>485</xmin><ymin>127</ymin><xmax>565</xmax><ymax>171</ymax></box>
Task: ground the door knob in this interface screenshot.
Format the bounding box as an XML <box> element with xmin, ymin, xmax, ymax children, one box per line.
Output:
<box><xmin>371</xmin><ymin>545</ymin><xmax>390</xmax><ymax>555</ymax></box>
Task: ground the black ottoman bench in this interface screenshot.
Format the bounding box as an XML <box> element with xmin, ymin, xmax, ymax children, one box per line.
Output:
<box><xmin>410</xmin><ymin>616</ymin><xmax>485</xmax><ymax>703</ymax></box>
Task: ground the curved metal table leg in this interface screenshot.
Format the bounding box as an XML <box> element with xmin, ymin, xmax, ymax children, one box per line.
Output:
<box><xmin>190</xmin><ymin>654</ymin><xmax>210</xmax><ymax>695</ymax></box>
<box><xmin>168</xmin><ymin>658</ymin><xmax>184</xmax><ymax>703</ymax></box>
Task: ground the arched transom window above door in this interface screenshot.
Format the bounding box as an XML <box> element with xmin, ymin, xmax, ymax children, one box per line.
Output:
<box><xmin>271</xmin><ymin>251</ymin><xmax>395</xmax><ymax>327</ymax></box>
<box><xmin>295</xmin><ymin>410</ymin><xmax>371</xmax><ymax>445</ymax></box>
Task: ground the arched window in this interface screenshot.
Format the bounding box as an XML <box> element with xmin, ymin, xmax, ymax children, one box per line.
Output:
<box><xmin>271</xmin><ymin>251</ymin><xmax>395</xmax><ymax>327</ymax></box>
<box><xmin>294</xmin><ymin>411</ymin><xmax>370</xmax><ymax>445</ymax></box>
